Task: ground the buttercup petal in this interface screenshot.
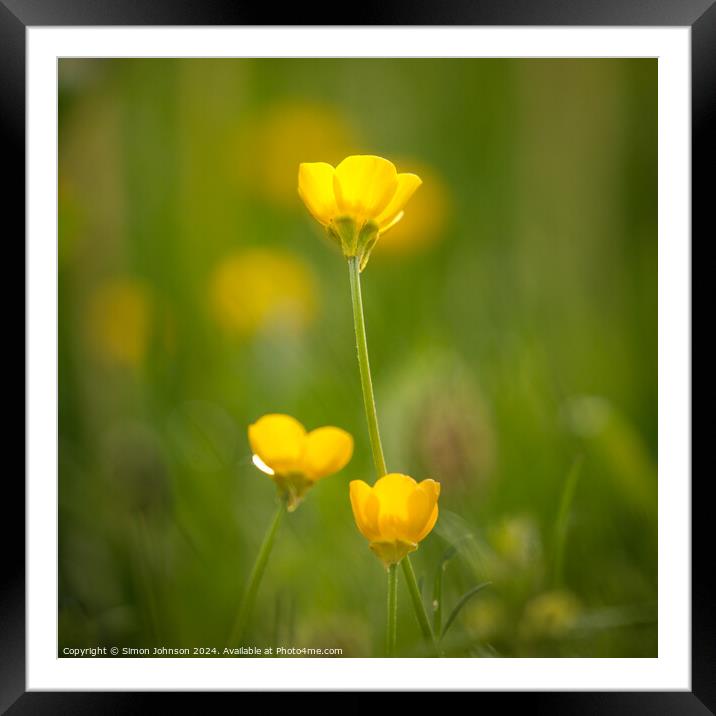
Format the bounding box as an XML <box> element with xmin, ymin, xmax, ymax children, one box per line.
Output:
<box><xmin>377</xmin><ymin>210</ymin><xmax>404</xmax><ymax>236</ymax></box>
<box><xmin>372</xmin><ymin>473</ymin><xmax>418</xmax><ymax>503</ymax></box>
<box><xmin>403</xmin><ymin>487</ymin><xmax>435</xmax><ymax>544</ymax></box>
<box><xmin>350</xmin><ymin>480</ymin><xmax>381</xmax><ymax>542</ymax></box>
<box><xmin>301</xmin><ymin>426</ymin><xmax>354</xmax><ymax>481</ymax></box>
<box><xmin>298</xmin><ymin>162</ymin><xmax>338</xmax><ymax>225</ymax></box>
<box><xmin>415</xmin><ymin>504</ymin><xmax>439</xmax><ymax>543</ymax></box>
<box><xmin>334</xmin><ymin>155</ymin><xmax>398</xmax><ymax>219</ymax></box>
<box><xmin>412</xmin><ymin>480</ymin><xmax>441</xmax><ymax>542</ymax></box>
<box><xmin>375</xmin><ymin>173</ymin><xmax>422</xmax><ymax>230</ymax></box>
<box><xmin>372</xmin><ymin>473</ymin><xmax>417</xmax><ymax>542</ymax></box>
<box><xmin>248</xmin><ymin>413</ymin><xmax>306</xmax><ymax>475</ymax></box>
<box><xmin>417</xmin><ymin>478</ymin><xmax>441</xmax><ymax>503</ymax></box>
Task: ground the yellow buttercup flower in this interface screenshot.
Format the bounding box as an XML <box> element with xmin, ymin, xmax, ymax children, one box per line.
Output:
<box><xmin>349</xmin><ymin>473</ymin><xmax>440</xmax><ymax>567</ymax></box>
<box><xmin>520</xmin><ymin>591</ymin><xmax>581</xmax><ymax>641</ymax></box>
<box><xmin>298</xmin><ymin>155</ymin><xmax>422</xmax><ymax>271</ymax></box>
<box><xmin>373</xmin><ymin>161</ymin><xmax>451</xmax><ymax>258</ymax></box>
<box><xmin>209</xmin><ymin>248</ymin><xmax>317</xmax><ymax>338</ymax></box>
<box><xmin>249</xmin><ymin>414</ymin><xmax>354</xmax><ymax>511</ymax></box>
<box><xmin>86</xmin><ymin>277</ymin><xmax>152</xmax><ymax>368</ymax></box>
<box><xmin>234</xmin><ymin>102</ymin><xmax>358</xmax><ymax>207</ymax></box>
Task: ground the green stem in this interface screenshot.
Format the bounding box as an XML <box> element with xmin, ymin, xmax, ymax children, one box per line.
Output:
<box><xmin>348</xmin><ymin>257</ymin><xmax>439</xmax><ymax>654</ymax></box>
<box><xmin>348</xmin><ymin>256</ymin><xmax>387</xmax><ymax>478</ymax></box>
<box><xmin>402</xmin><ymin>556</ymin><xmax>439</xmax><ymax>655</ymax></box>
<box><xmin>228</xmin><ymin>501</ymin><xmax>285</xmax><ymax>647</ymax></box>
<box><xmin>386</xmin><ymin>563</ymin><xmax>398</xmax><ymax>657</ymax></box>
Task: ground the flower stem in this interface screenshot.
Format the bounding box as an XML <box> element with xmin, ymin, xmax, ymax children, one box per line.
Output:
<box><xmin>386</xmin><ymin>563</ymin><xmax>398</xmax><ymax>657</ymax></box>
<box><xmin>348</xmin><ymin>256</ymin><xmax>439</xmax><ymax>654</ymax></box>
<box><xmin>348</xmin><ymin>256</ymin><xmax>387</xmax><ymax>478</ymax></box>
<box><xmin>228</xmin><ymin>500</ymin><xmax>285</xmax><ymax>647</ymax></box>
<box><xmin>402</xmin><ymin>555</ymin><xmax>439</xmax><ymax>655</ymax></box>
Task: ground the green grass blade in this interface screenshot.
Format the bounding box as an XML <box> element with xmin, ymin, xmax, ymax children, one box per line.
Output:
<box><xmin>552</xmin><ymin>455</ymin><xmax>584</xmax><ymax>587</ymax></box>
<box><xmin>432</xmin><ymin>542</ymin><xmax>460</xmax><ymax>637</ymax></box>
<box><xmin>441</xmin><ymin>582</ymin><xmax>491</xmax><ymax>640</ymax></box>
<box><xmin>432</xmin><ymin>562</ymin><xmax>443</xmax><ymax>636</ymax></box>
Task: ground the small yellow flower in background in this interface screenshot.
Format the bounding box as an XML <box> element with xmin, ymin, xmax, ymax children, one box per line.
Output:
<box><xmin>464</xmin><ymin>597</ymin><xmax>507</xmax><ymax>642</ymax></box>
<box><xmin>349</xmin><ymin>473</ymin><xmax>440</xmax><ymax>567</ymax></box>
<box><xmin>520</xmin><ymin>590</ymin><xmax>581</xmax><ymax>641</ymax></box>
<box><xmin>298</xmin><ymin>155</ymin><xmax>422</xmax><ymax>271</ymax></box>
<box><xmin>490</xmin><ymin>515</ymin><xmax>541</xmax><ymax>569</ymax></box>
<box><xmin>372</xmin><ymin>161</ymin><xmax>451</xmax><ymax>258</ymax></box>
<box><xmin>235</xmin><ymin>102</ymin><xmax>358</xmax><ymax>207</ymax></box>
<box><xmin>86</xmin><ymin>277</ymin><xmax>152</xmax><ymax>368</ymax></box>
<box><xmin>249</xmin><ymin>414</ymin><xmax>354</xmax><ymax>511</ymax></box>
<box><xmin>209</xmin><ymin>248</ymin><xmax>317</xmax><ymax>338</ymax></box>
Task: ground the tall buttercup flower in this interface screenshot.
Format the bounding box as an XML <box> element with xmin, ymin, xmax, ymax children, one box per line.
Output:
<box><xmin>298</xmin><ymin>155</ymin><xmax>422</xmax><ymax>271</ymax></box>
<box><xmin>249</xmin><ymin>413</ymin><xmax>353</xmax><ymax>511</ymax></box>
<box><xmin>350</xmin><ymin>473</ymin><xmax>440</xmax><ymax>567</ymax></box>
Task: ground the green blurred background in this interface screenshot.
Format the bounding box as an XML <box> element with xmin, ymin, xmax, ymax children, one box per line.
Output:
<box><xmin>58</xmin><ymin>58</ymin><xmax>657</xmax><ymax>658</ymax></box>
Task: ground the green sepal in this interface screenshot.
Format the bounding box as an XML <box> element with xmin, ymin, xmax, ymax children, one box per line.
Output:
<box><xmin>329</xmin><ymin>217</ymin><xmax>380</xmax><ymax>269</ymax></box>
<box><xmin>370</xmin><ymin>539</ymin><xmax>418</xmax><ymax>567</ymax></box>
<box><xmin>359</xmin><ymin>235</ymin><xmax>378</xmax><ymax>272</ymax></box>
<box><xmin>272</xmin><ymin>472</ymin><xmax>314</xmax><ymax>512</ymax></box>
<box><xmin>326</xmin><ymin>223</ymin><xmax>343</xmax><ymax>249</ymax></box>
<box><xmin>357</xmin><ymin>221</ymin><xmax>379</xmax><ymax>271</ymax></box>
<box><xmin>331</xmin><ymin>216</ymin><xmax>360</xmax><ymax>257</ymax></box>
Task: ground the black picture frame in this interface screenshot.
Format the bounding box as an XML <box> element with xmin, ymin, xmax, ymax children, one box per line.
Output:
<box><xmin>6</xmin><ymin>1</ymin><xmax>708</xmax><ymax>711</ymax></box>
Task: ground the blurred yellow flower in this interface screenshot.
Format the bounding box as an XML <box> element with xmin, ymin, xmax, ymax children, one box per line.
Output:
<box><xmin>249</xmin><ymin>413</ymin><xmax>354</xmax><ymax>511</ymax></box>
<box><xmin>349</xmin><ymin>473</ymin><xmax>440</xmax><ymax>566</ymax></box>
<box><xmin>373</xmin><ymin>161</ymin><xmax>451</xmax><ymax>258</ymax></box>
<box><xmin>86</xmin><ymin>278</ymin><xmax>151</xmax><ymax>368</ymax></box>
<box><xmin>298</xmin><ymin>155</ymin><xmax>422</xmax><ymax>270</ymax></box>
<box><xmin>464</xmin><ymin>596</ymin><xmax>507</xmax><ymax>641</ymax></box>
<box><xmin>490</xmin><ymin>515</ymin><xmax>541</xmax><ymax>569</ymax></box>
<box><xmin>209</xmin><ymin>248</ymin><xmax>317</xmax><ymax>337</ymax></box>
<box><xmin>520</xmin><ymin>590</ymin><xmax>581</xmax><ymax>640</ymax></box>
<box><xmin>236</xmin><ymin>102</ymin><xmax>357</xmax><ymax>207</ymax></box>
